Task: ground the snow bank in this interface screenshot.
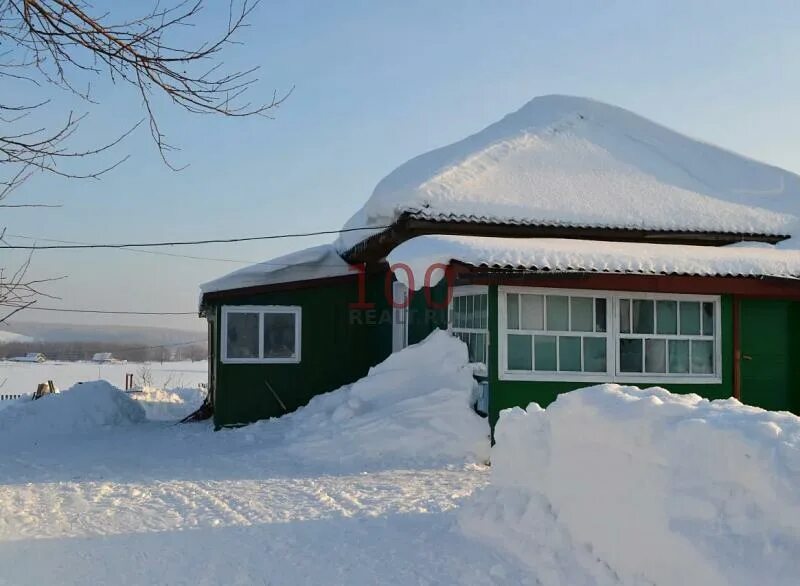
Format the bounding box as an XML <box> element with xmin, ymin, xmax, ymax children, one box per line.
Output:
<box><xmin>337</xmin><ymin>95</ymin><xmax>800</xmax><ymax>252</ymax></box>
<box><xmin>461</xmin><ymin>385</ymin><xmax>800</xmax><ymax>586</ymax></box>
<box><xmin>263</xmin><ymin>330</ymin><xmax>489</xmax><ymax>467</ymax></box>
<box><xmin>0</xmin><ymin>381</ymin><xmax>145</xmax><ymax>444</ymax></box>
<box><xmin>128</xmin><ymin>385</ymin><xmax>206</xmax><ymax>421</ymax></box>
<box><xmin>388</xmin><ymin>234</ymin><xmax>800</xmax><ymax>290</ymax></box>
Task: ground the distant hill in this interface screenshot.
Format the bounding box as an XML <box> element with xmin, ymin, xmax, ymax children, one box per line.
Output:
<box><xmin>0</xmin><ymin>322</ymin><xmax>207</xmax><ymax>362</ymax></box>
<box><xmin>0</xmin><ymin>330</ymin><xmax>34</xmax><ymax>344</ymax></box>
<box><xmin>0</xmin><ymin>321</ymin><xmax>203</xmax><ymax>345</ymax></box>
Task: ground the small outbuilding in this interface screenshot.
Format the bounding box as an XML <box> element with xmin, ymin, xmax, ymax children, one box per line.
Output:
<box><xmin>92</xmin><ymin>352</ymin><xmax>115</xmax><ymax>363</ymax></box>
<box><xmin>200</xmin><ymin>95</ymin><xmax>800</xmax><ymax>429</ymax></box>
<box><xmin>11</xmin><ymin>352</ymin><xmax>46</xmax><ymax>363</ymax></box>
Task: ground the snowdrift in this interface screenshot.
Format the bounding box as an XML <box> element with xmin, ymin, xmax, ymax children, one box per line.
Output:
<box><xmin>461</xmin><ymin>385</ymin><xmax>800</xmax><ymax>586</ymax></box>
<box><xmin>263</xmin><ymin>330</ymin><xmax>489</xmax><ymax>468</ymax></box>
<box><xmin>0</xmin><ymin>381</ymin><xmax>145</xmax><ymax>444</ymax></box>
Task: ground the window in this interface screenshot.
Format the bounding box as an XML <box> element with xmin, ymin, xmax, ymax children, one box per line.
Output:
<box><xmin>617</xmin><ymin>298</ymin><xmax>716</xmax><ymax>376</ymax></box>
<box><xmin>222</xmin><ymin>305</ymin><xmax>301</xmax><ymax>363</ymax></box>
<box><xmin>449</xmin><ymin>286</ymin><xmax>489</xmax><ymax>370</ymax></box>
<box><xmin>499</xmin><ymin>287</ymin><xmax>720</xmax><ymax>383</ymax></box>
<box><xmin>503</xmin><ymin>291</ymin><xmax>609</xmax><ymax>377</ymax></box>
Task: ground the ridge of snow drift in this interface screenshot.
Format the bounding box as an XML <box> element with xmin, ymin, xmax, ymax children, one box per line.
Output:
<box><xmin>460</xmin><ymin>384</ymin><xmax>800</xmax><ymax>586</ymax></box>
<box><xmin>337</xmin><ymin>95</ymin><xmax>800</xmax><ymax>252</ymax></box>
<box><xmin>0</xmin><ymin>380</ymin><xmax>145</xmax><ymax>445</ymax></box>
<box><xmin>244</xmin><ymin>329</ymin><xmax>490</xmax><ymax>468</ymax></box>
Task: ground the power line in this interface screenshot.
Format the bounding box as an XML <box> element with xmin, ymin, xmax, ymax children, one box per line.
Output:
<box><xmin>6</xmin><ymin>233</ymin><xmax>256</xmax><ymax>264</ymax></box>
<box><xmin>0</xmin><ymin>225</ymin><xmax>387</xmax><ymax>250</ymax></box>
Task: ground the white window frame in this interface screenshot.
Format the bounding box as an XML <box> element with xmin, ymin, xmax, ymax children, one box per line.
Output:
<box><xmin>448</xmin><ymin>285</ymin><xmax>489</xmax><ymax>373</ymax></box>
<box><xmin>221</xmin><ymin>305</ymin><xmax>302</xmax><ymax>364</ymax></box>
<box><xmin>391</xmin><ymin>281</ymin><xmax>410</xmax><ymax>353</ymax></box>
<box><xmin>498</xmin><ymin>286</ymin><xmax>722</xmax><ymax>384</ymax></box>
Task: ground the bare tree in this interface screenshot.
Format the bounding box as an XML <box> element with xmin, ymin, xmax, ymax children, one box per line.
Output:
<box><xmin>0</xmin><ymin>0</ymin><xmax>288</xmax><ymax>322</ymax></box>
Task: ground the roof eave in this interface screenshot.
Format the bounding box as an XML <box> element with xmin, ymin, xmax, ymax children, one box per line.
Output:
<box><xmin>341</xmin><ymin>213</ymin><xmax>789</xmax><ymax>264</ymax></box>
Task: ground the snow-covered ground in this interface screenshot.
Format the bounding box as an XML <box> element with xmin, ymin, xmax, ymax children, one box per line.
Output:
<box><xmin>0</xmin><ymin>359</ymin><xmax>207</xmax><ymax>405</ymax></box>
<box><xmin>0</xmin><ymin>333</ymin><xmax>531</xmax><ymax>585</ymax></box>
<box><xmin>1</xmin><ymin>333</ymin><xmax>798</xmax><ymax>585</ymax></box>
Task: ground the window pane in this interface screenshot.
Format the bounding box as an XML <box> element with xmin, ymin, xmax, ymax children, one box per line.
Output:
<box><xmin>520</xmin><ymin>294</ymin><xmax>545</xmax><ymax>330</ymax></box>
<box><xmin>559</xmin><ymin>336</ymin><xmax>582</xmax><ymax>371</ymax></box>
<box><xmin>691</xmin><ymin>340</ymin><xmax>714</xmax><ymax>374</ymax></box>
<box><xmin>595</xmin><ymin>298</ymin><xmax>607</xmax><ymax>332</ymax></box>
<box><xmin>226</xmin><ymin>312</ymin><xmax>260</xmax><ymax>359</ymax></box>
<box><xmin>620</xmin><ymin>338</ymin><xmax>643</xmax><ymax>372</ymax></box>
<box><xmin>465</xmin><ymin>295</ymin><xmax>478</xmax><ymax>328</ymax></box>
<box><xmin>583</xmin><ymin>337</ymin><xmax>606</xmax><ymax>372</ymax></box>
<box><xmin>263</xmin><ymin>313</ymin><xmax>297</xmax><ymax>358</ymax></box>
<box><xmin>507</xmin><ymin>294</ymin><xmax>520</xmax><ymax>330</ymax></box>
<box><xmin>680</xmin><ymin>302</ymin><xmax>701</xmax><ymax>335</ymax></box>
<box><xmin>507</xmin><ymin>334</ymin><xmax>532</xmax><ymax>370</ymax></box>
<box><xmin>702</xmin><ymin>302</ymin><xmax>714</xmax><ymax>336</ymax></box>
<box><xmin>668</xmin><ymin>339</ymin><xmax>690</xmax><ymax>373</ymax></box>
<box><xmin>546</xmin><ymin>296</ymin><xmax>569</xmax><ymax>331</ymax></box>
<box><xmin>619</xmin><ymin>299</ymin><xmax>631</xmax><ymax>333</ymax></box>
<box><xmin>571</xmin><ymin>297</ymin><xmax>594</xmax><ymax>332</ymax></box>
<box><xmin>534</xmin><ymin>335</ymin><xmax>557</xmax><ymax>371</ymax></box>
<box><xmin>479</xmin><ymin>295</ymin><xmax>488</xmax><ymax>329</ymax></box>
<box><xmin>632</xmin><ymin>300</ymin><xmax>654</xmax><ymax>334</ymax></box>
<box><xmin>472</xmin><ymin>333</ymin><xmax>487</xmax><ymax>364</ymax></box>
<box><xmin>656</xmin><ymin>300</ymin><xmax>678</xmax><ymax>335</ymax></box>
<box><xmin>645</xmin><ymin>338</ymin><xmax>667</xmax><ymax>373</ymax></box>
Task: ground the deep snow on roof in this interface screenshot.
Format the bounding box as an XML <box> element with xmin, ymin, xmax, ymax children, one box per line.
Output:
<box><xmin>387</xmin><ymin>235</ymin><xmax>800</xmax><ymax>290</ymax></box>
<box><xmin>337</xmin><ymin>95</ymin><xmax>800</xmax><ymax>253</ymax></box>
<box><xmin>200</xmin><ymin>244</ymin><xmax>353</xmax><ymax>296</ymax></box>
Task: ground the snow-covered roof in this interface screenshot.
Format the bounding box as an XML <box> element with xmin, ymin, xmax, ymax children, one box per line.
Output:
<box><xmin>337</xmin><ymin>95</ymin><xmax>800</xmax><ymax>253</ymax></box>
<box><xmin>200</xmin><ymin>244</ymin><xmax>353</xmax><ymax>297</ymax></box>
<box><xmin>387</xmin><ymin>235</ymin><xmax>800</xmax><ymax>290</ymax></box>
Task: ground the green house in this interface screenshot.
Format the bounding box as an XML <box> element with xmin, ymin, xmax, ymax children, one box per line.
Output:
<box><xmin>200</xmin><ymin>95</ymin><xmax>800</xmax><ymax>429</ymax></box>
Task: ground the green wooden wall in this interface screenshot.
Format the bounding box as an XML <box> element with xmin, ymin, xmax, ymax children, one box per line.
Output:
<box><xmin>407</xmin><ymin>279</ymin><xmax>449</xmax><ymax>345</ymax></box>
<box><xmin>209</xmin><ymin>273</ymin><xmax>391</xmax><ymax>428</ymax></box>
<box><xmin>209</xmin><ymin>273</ymin><xmax>799</xmax><ymax>431</ymax></box>
<box><xmin>487</xmin><ymin>286</ymin><xmax>737</xmax><ymax>428</ymax></box>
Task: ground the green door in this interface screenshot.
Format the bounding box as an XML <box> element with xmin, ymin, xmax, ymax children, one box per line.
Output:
<box><xmin>739</xmin><ymin>298</ymin><xmax>797</xmax><ymax>412</ymax></box>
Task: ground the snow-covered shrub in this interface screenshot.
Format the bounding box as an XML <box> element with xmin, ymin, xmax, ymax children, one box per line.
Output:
<box><xmin>461</xmin><ymin>384</ymin><xmax>800</xmax><ymax>586</ymax></box>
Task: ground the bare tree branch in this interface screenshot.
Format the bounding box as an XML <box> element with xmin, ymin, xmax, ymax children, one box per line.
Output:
<box><xmin>0</xmin><ymin>0</ymin><xmax>285</xmax><ymax>317</ymax></box>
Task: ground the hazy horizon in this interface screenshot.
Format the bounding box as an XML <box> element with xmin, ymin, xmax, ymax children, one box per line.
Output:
<box><xmin>6</xmin><ymin>1</ymin><xmax>800</xmax><ymax>329</ymax></box>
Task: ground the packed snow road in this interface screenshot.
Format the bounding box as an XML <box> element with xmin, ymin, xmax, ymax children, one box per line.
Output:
<box><xmin>0</xmin><ymin>335</ymin><xmax>531</xmax><ymax>585</ymax></box>
<box><xmin>0</xmin><ymin>421</ymin><xmax>530</xmax><ymax>585</ymax></box>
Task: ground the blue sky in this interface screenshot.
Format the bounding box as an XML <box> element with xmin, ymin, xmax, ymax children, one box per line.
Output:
<box><xmin>5</xmin><ymin>0</ymin><xmax>800</xmax><ymax>331</ymax></box>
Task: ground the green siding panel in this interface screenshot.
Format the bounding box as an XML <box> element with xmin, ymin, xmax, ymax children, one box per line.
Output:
<box><xmin>739</xmin><ymin>298</ymin><xmax>800</xmax><ymax>413</ymax></box>
<box><xmin>407</xmin><ymin>279</ymin><xmax>449</xmax><ymax>345</ymax></box>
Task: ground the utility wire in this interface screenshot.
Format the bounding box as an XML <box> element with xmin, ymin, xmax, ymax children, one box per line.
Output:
<box><xmin>0</xmin><ymin>225</ymin><xmax>387</xmax><ymax>250</ymax></box>
<box><xmin>6</xmin><ymin>233</ymin><xmax>257</xmax><ymax>264</ymax></box>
